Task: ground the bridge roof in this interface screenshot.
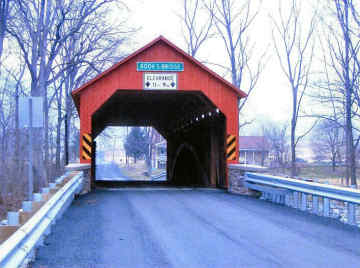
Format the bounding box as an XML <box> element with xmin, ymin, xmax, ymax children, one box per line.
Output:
<box><xmin>71</xmin><ymin>35</ymin><xmax>246</xmax><ymax>111</ymax></box>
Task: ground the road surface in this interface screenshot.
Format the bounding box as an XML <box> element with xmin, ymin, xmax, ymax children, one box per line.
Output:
<box><xmin>96</xmin><ymin>163</ymin><xmax>131</xmax><ymax>181</ymax></box>
<box><xmin>32</xmin><ymin>189</ymin><xmax>360</xmax><ymax>268</ymax></box>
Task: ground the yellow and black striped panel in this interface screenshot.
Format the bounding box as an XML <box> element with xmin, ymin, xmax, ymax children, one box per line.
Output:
<box><xmin>226</xmin><ymin>134</ymin><xmax>237</xmax><ymax>161</ymax></box>
<box><xmin>82</xmin><ymin>133</ymin><xmax>92</xmax><ymax>160</ymax></box>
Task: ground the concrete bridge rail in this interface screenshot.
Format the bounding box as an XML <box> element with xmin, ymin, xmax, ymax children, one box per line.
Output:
<box><xmin>244</xmin><ymin>172</ymin><xmax>360</xmax><ymax>226</ymax></box>
<box><xmin>0</xmin><ymin>171</ymin><xmax>84</xmax><ymax>268</ymax></box>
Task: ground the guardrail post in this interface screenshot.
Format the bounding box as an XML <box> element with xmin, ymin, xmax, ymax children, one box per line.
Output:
<box><xmin>312</xmin><ymin>196</ymin><xmax>319</xmax><ymax>215</ymax></box>
<box><xmin>293</xmin><ymin>192</ymin><xmax>299</xmax><ymax>209</ymax></box>
<box><xmin>285</xmin><ymin>194</ymin><xmax>291</xmax><ymax>206</ymax></box>
<box><xmin>279</xmin><ymin>195</ymin><xmax>285</xmax><ymax>205</ymax></box>
<box><xmin>7</xmin><ymin>212</ymin><xmax>19</xmax><ymax>226</ymax></box>
<box><xmin>22</xmin><ymin>201</ymin><xmax>32</xmax><ymax>212</ymax></box>
<box><xmin>33</xmin><ymin>193</ymin><xmax>43</xmax><ymax>202</ymax></box>
<box><xmin>347</xmin><ymin>203</ymin><xmax>356</xmax><ymax>225</ymax></box>
<box><xmin>323</xmin><ymin>198</ymin><xmax>330</xmax><ymax>217</ymax></box>
<box><xmin>42</xmin><ymin>187</ymin><xmax>50</xmax><ymax>194</ymax></box>
<box><xmin>301</xmin><ymin>193</ymin><xmax>307</xmax><ymax>211</ymax></box>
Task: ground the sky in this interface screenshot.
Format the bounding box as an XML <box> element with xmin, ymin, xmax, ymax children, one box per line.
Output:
<box><xmin>97</xmin><ymin>0</ymin><xmax>320</xmax><ymax>159</ymax></box>
<box><xmin>125</xmin><ymin>0</ymin><xmax>299</xmax><ymax>135</ymax></box>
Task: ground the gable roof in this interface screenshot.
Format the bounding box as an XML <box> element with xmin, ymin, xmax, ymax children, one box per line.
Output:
<box><xmin>71</xmin><ymin>36</ymin><xmax>247</xmax><ymax>110</ymax></box>
<box><xmin>239</xmin><ymin>136</ymin><xmax>270</xmax><ymax>151</ymax></box>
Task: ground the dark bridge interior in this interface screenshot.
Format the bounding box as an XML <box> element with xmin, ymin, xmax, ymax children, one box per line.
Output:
<box><xmin>92</xmin><ymin>90</ymin><xmax>226</xmax><ymax>188</ymax></box>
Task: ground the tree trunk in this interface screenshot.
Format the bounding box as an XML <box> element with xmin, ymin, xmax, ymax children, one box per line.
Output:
<box><xmin>55</xmin><ymin>89</ymin><xmax>62</xmax><ymax>171</ymax></box>
<box><xmin>332</xmin><ymin>155</ymin><xmax>336</xmax><ymax>172</ymax></box>
<box><xmin>64</xmin><ymin>112</ymin><xmax>69</xmax><ymax>165</ymax></box>
<box><xmin>291</xmin><ymin>98</ymin><xmax>297</xmax><ymax>177</ymax></box>
<box><xmin>0</xmin><ymin>0</ymin><xmax>9</xmax><ymax>62</ymax></box>
<box><xmin>15</xmin><ymin>84</ymin><xmax>19</xmax><ymax>174</ymax></box>
<box><xmin>342</xmin><ymin>0</ymin><xmax>357</xmax><ymax>186</ymax></box>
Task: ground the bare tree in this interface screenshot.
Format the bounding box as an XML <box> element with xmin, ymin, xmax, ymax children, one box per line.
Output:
<box><xmin>311</xmin><ymin>119</ymin><xmax>344</xmax><ymax>171</ymax></box>
<box><xmin>202</xmin><ymin>0</ymin><xmax>266</xmax><ymax>128</ymax></box>
<box><xmin>6</xmin><ymin>0</ymin><xmax>129</xmax><ymax>186</ymax></box>
<box><xmin>264</xmin><ymin>122</ymin><xmax>289</xmax><ymax>169</ymax></box>
<box><xmin>181</xmin><ymin>0</ymin><xmax>214</xmax><ymax>57</ymax></box>
<box><xmin>0</xmin><ymin>67</ymin><xmax>28</xmax><ymax>217</ymax></box>
<box><xmin>314</xmin><ymin>0</ymin><xmax>360</xmax><ymax>186</ymax></box>
<box><xmin>0</xmin><ymin>0</ymin><xmax>12</xmax><ymax>63</ymax></box>
<box><xmin>334</xmin><ymin>0</ymin><xmax>359</xmax><ymax>186</ymax></box>
<box><xmin>272</xmin><ymin>0</ymin><xmax>317</xmax><ymax>176</ymax></box>
<box><xmin>55</xmin><ymin>5</ymin><xmax>133</xmax><ymax>170</ymax></box>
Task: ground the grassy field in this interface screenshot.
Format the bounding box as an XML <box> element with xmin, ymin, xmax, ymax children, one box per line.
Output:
<box><xmin>267</xmin><ymin>165</ymin><xmax>360</xmax><ymax>188</ymax></box>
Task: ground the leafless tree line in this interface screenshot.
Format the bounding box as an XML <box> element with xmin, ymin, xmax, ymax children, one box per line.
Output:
<box><xmin>181</xmin><ymin>0</ymin><xmax>360</xmax><ymax>186</ymax></box>
<box><xmin>0</xmin><ymin>0</ymin><xmax>136</xmax><ymax>216</ymax></box>
<box><xmin>181</xmin><ymin>0</ymin><xmax>267</xmax><ymax>129</ymax></box>
<box><xmin>309</xmin><ymin>0</ymin><xmax>360</xmax><ymax>186</ymax></box>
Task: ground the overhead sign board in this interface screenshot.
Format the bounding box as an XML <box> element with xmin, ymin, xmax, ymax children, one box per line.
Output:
<box><xmin>137</xmin><ymin>62</ymin><xmax>184</xmax><ymax>72</ymax></box>
<box><xmin>143</xmin><ymin>73</ymin><xmax>177</xmax><ymax>90</ymax></box>
<box><xmin>19</xmin><ymin>97</ymin><xmax>44</xmax><ymax>128</ymax></box>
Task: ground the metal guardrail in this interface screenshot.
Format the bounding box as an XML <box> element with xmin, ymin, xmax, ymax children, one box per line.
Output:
<box><xmin>245</xmin><ymin>172</ymin><xmax>360</xmax><ymax>226</ymax></box>
<box><xmin>151</xmin><ymin>171</ymin><xmax>167</xmax><ymax>181</ymax></box>
<box><xmin>0</xmin><ymin>172</ymin><xmax>84</xmax><ymax>268</ymax></box>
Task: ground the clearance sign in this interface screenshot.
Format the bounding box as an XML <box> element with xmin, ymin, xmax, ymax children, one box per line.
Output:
<box><xmin>143</xmin><ymin>73</ymin><xmax>177</xmax><ymax>90</ymax></box>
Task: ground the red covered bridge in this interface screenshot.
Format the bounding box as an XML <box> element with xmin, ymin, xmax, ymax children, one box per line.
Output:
<box><xmin>72</xmin><ymin>36</ymin><xmax>246</xmax><ymax>188</ymax></box>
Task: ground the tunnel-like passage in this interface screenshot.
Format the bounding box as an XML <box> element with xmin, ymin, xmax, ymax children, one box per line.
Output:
<box><xmin>91</xmin><ymin>90</ymin><xmax>226</xmax><ymax>187</ymax></box>
<box><xmin>72</xmin><ymin>36</ymin><xmax>245</xmax><ymax>190</ymax></box>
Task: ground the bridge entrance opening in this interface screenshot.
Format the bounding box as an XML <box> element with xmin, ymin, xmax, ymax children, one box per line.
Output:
<box><xmin>94</xmin><ymin>126</ymin><xmax>167</xmax><ymax>182</ymax></box>
<box><xmin>91</xmin><ymin>90</ymin><xmax>227</xmax><ymax>187</ymax></box>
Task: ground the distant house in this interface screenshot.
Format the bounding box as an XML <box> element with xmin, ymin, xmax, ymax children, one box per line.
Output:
<box><xmin>153</xmin><ymin>140</ymin><xmax>166</xmax><ymax>169</ymax></box>
<box><xmin>239</xmin><ymin>136</ymin><xmax>269</xmax><ymax>166</ymax></box>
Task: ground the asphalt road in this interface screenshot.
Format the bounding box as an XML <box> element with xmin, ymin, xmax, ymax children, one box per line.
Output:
<box><xmin>32</xmin><ymin>189</ymin><xmax>360</xmax><ymax>268</ymax></box>
<box><xmin>96</xmin><ymin>163</ymin><xmax>131</xmax><ymax>181</ymax></box>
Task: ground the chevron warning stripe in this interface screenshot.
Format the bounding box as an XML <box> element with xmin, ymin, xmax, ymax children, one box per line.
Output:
<box><xmin>226</xmin><ymin>134</ymin><xmax>237</xmax><ymax>161</ymax></box>
<box><xmin>82</xmin><ymin>133</ymin><xmax>92</xmax><ymax>160</ymax></box>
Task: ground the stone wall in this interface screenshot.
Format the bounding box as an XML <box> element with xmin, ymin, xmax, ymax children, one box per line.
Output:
<box><xmin>81</xmin><ymin>168</ymin><xmax>91</xmax><ymax>195</ymax></box>
<box><xmin>65</xmin><ymin>163</ymin><xmax>91</xmax><ymax>195</ymax></box>
<box><xmin>228</xmin><ymin>164</ymin><xmax>268</xmax><ymax>195</ymax></box>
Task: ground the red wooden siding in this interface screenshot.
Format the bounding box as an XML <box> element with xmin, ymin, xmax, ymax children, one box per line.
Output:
<box><xmin>73</xmin><ymin>36</ymin><xmax>246</xmax><ymax>164</ymax></box>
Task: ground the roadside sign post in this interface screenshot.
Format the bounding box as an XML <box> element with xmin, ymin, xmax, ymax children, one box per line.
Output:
<box><xmin>19</xmin><ymin>97</ymin><xmax>43</xmax><ymax>201</ymax></box>
<box><xmin>28</xmin><ymin>99</ymin><xmax>33</xmax><ymax>201</ymax></box>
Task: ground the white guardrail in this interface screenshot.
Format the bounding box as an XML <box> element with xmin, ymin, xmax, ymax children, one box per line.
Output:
<box><xmin>0</xmin><ymin>172</ymin><xmax>84</xmax><ymax>268</ymax></box>
<box><xmin>245</xmin><ymin>172</ymin><xmax>360</xmax><ymax>226</ymax></box>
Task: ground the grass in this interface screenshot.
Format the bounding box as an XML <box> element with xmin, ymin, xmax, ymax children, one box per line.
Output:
<box><xmin>268</xmin><ymin>165</ymin><xmax>360</xmax><ymax>188</ymax></box>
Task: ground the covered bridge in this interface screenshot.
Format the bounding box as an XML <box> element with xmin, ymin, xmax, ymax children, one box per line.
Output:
<box><xmin>72</xmin><ymin>36</ymin><xmax>246</xmax><ymax>188</ymax></box>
